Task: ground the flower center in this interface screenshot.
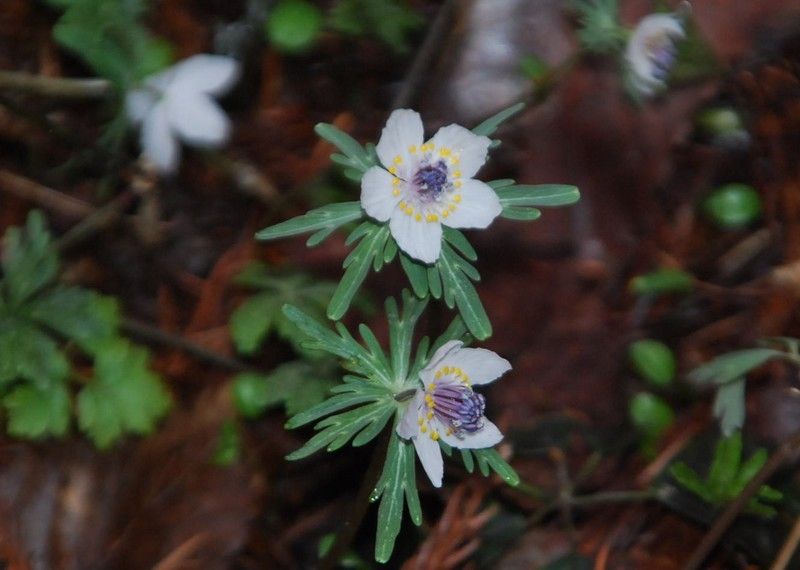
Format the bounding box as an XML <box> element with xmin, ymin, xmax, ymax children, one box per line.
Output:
<box><xmin>413</xmin><ymin>161</ymin><xmax>449</xmax><ymax>203</ymax></box>
<box><xmin>427</xmin><ymin>380</ymin><xmax>486</xmax><ymax>437</ymax></box>
<box><xmin>647</xmin><ymin>36</ymin><xmax>678</xmax><ymax>81</ymax></box>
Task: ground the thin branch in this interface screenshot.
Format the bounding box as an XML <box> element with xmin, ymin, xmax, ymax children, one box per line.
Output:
<box><xmin>683</xmin><ymin>430</ymin><xmax>800</xmax><ymax>570</ymax></box>
<box><xmin>770</xmin><ymin>515</ymin><xmax>800</xmax><ymax>570</ymax></box>
<box><xmin>121</xmin><ymin>318</ymin><xmax>254</xmax><ymax>373</ymax></box>
<box><xmin>390</xmin><ymin>0</ymin><xmax>458</xmax><ymax>109</ymax></box>
<box><xmin>0</xmin><ymin>168</ymin><xmax>95</xmax><ymax>218</ymax></box>
<box><xmin>0</xmin><ymin>71</ymin><xmax>113</xmax><ymax>99</ymax></box>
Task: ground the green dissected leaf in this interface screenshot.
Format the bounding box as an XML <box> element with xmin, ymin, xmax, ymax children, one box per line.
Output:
<box><xmin>399</xmin><ymin>252</ymin><xmax>429</xmax><ymax>297</ymax></box>
<box><xmin>0</xmin><ymin>317</ymin><xmax>69</xmax><ymax>387</ymax></box>
<box><xmin>690</xmin><ymin>348</ymin><xmax>783</xmax><ymax>386</ymax></box>
<box><xmin>256</xmin><ymin>201</ymin><xmax>364</xmax><ymax>243</ymax></box>
<box><xmin>26</xmin><ymin>286</ymin><xmax>120</xmax><ymax>353</ymax></box>
<box><xmin>3</xmin><ymin>380</ymin><xmax>70</xmax><ymax>439</ymax></box>
<box><xmin>372</xmin><ymin>432</ymin><xmax>422</xmax><ymax>563</ymax></box>
<box><xmin>495</xmin><ymin>184</ymin><xmax>581</xmax><ymax>208</ymax></box>
<box><xmin>53</xmin><ymin>0</ymin><xmax>172</xmax><ymax>89</ymax></box>
<box><xmin>329</xmin><ymin>0</ymin><xmax>423</xmax><ymax>53</ymax></box>
<box><xmin>712</xmin><ymin>379</ymin><xmax>746</xmax><ymax>436</ymax></box>
<box><xmin>286</xmin><ymin>377</ymin><xmax>390</xmax><ymax>429</ymax></box>
<box><xmin>437</xmin><ymin>242</ymin><xmax>491</xmax><ymax>340</ymax></box>
<box><xmin>282</xmin><ymin>304</ymin><xmax>392</xmax><ymax>384</ymax></box>
<box><xmin>466</xmin><ymin>448</ymin><xmax>520</xmax><ymax>485</ymax></box>
<box><xmin>328</xmin><ymin>222</ymin><xmax>390</xmax><ymax>320</ymax></box>
<box><xmin>286</xmin><ymin>399</ymin><xmax>395</xmax><ymax>459</ymax></box>
<box><xmin>500</xmin><ymin>206</ymin><xmax>542</xmax><ymax>221</ymax></box>
<box><xmin>670</xmin><ymin>432</ymin><xmax>782</xmax><ymax>516</ymax></box>
<box><xmin>77</xmin><ymin>339</ymin><xmax>172</xmax><ymax>449</ymax></box>
<box><xmin>2</xmin><ymin>210</ymin><xmax>58</xmax><ymax>306</ymax></box>
<box><xmin>472</xmin><ymin>102</ymin><xmax>526</xmax><ymax>137</ymax></box>
<box><xmin>315</xmin><ymin>124</ymin><xmax>376</xmax><ymax>174</ymax></box>
<box><xmin>230</xmin><ymin>263</ymin><xmax>336</xmax><ymax>356</ymax></box>
<box><xmin>233</xmin><ymin>359</ymin><xmax>338</xmax><ymax>419</ymax></box>
<box><xmin>707</xmin><ymin>432</ymin><xmax>742</xmax><ymax>498</ymax></box>
<box><xmin>386</xmin><ymin>292</ymin><xmax>428</xmax><ymax>384</ymax></box>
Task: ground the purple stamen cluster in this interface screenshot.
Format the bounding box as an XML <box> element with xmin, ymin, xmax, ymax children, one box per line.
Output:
<box><xmin>432</xmin><ymin>382</ymin><xmax>486</xmax><ymax>437</ymax></box>
<box><xmin>650</xmin><ymin>41</ymin><xmax>678</xmax><ymax>81</ymax></box>
<box><xmin>414</xmin><ymin>161</ymin><xmax>449</xmax><ymax>202</ymax></box>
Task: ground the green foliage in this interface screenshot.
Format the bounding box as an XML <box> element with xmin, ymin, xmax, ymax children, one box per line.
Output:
<box><xmin>690</xmin><ymin>347</ymin><xmax>785</xmax><ymax>436</ymax></box>
<box><xmin>213</xmin><ymin>419</ymin><xmax>242</xmax><ymax>466</ymax></box>
<box><xmin>629</xmin><ymin>339</ymin><xmax>676</xmax><ymax>388</ymax></box>
<box><xmin>371</xmin><ymin>432</ymin><xmax>423</xmax><ymax>562</ymax></box>
<box><xmin>703</xmin><ymin>183</ymin><xmax>762</xmax><ymax>230</ymax></box>
<box><xmin>77</xmin><ymin>339</ymin><xmax>172</xmax><ymax>449</ymax></box>
<box><xmin>232</xmin><ymin>360</ymin><xmax>338</xmax><ymax>418</ymax></box>
<box><xmin>520</xmin><ymin>55</ymin><xmax>549</xmax><ymax>83</ymax></box>
<box><xmin>670</xmin><ymin>432</ymin><xmax>783</xmax><ymax>517</ymax></box>
<box><xmin>572</xmin><ymin>0</ymin><xmax>626</xmax><ymax>54</ymax></box>
<box><xmin>230</xmin><ymin>262</ymin><xmax>337</xmax><ymax>357</ymax></box>
<box><xmin>0</xmin><ymin>211</ymin><xmax>171</xmax><ymax>446</ymax></box>
<box><xmin>629</xmin><ymin>392</ymin><xmax>674</xmax><ymax>457</ymax></box>
<box><xmin>629</xmin><ymin>268</ymin><xmax>694</xmax><ymax>296</ymax></box>
<box><xmin>266</xmin><ymin>0</ymin><xmax>324</xmax><ymax>53</ymax></box>
<box><xmin>49</xmin><ymin>0</ymin><xmax>172</xmax><ymax>89</ymax></box>
<box><xmin>329</xmin><ymin>0</ymin><xmax>424</xmax><ymax>53</ymax></box>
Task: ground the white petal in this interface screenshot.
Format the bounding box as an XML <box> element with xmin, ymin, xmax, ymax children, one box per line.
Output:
<box><xmin>429</xmin><ymin>125</ymin><xmax>491</xmax><ymax>178</ymax></box>
<box><xmin>361</xmin><ymin>166</ymin><xmax>400</xmax><ymax>222</ymax></box>
<box><xmin>438</xmin><ymin>346</ymin><xmax>511</xmax><ymax>386</ymax></box>
<box><xmin>443</xmin><ymin>179</ymin><xmax>502</xmax><ymax>229</ymax></box>
<box><xmin>397</xmin><ymin>391</ymin><xmax>425</xmax><ymax>439</ymax></box>
<box><xmin>389</xmin><ymin>208</ymin><xmax>442</xmax><ymax>264</ymax></box>
<box><xmin>440</xmin><ymin>417</ymin><xmax>503</xmax><ymax>449</ymax></box>
<box><xmin>141</xmin><ymin>104</ymin><xmax>180</xmax><ymax>174</ymax></box>
<box><xmin>170</xmin><ymin>54</ymin><xmax>241</xmax><ymax>97</ymax></box>
<box><xmin>375</xmin><ymin>109</ymin><xmax>424</xmax><ymax>173</ymax></box>
<box><xmin>165</xmin><ymin>94</ymin><xmax>231</xmax><ymax>148</ymax></box>
<box><xmin>413</xmin><ymin>431</ymin><xmax>444</xmax><ymax>487</ymax></box>
<box><xmin>125</xmin><ymin>89</ymin><xmax>156</xmax><ymax>125</ymax></box>
<box><xmin>422</xmin><ymin>340</ymin><xmax>464</xmax><ymax>374</ymax></box>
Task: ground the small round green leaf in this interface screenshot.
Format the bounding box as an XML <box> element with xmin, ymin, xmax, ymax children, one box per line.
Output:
<box><xmin>629</xmin><ymin>268</ymin><xmax>693</xmax><ymax>296</ymax></box>
<box><xmin>703</xmin><ymin>183</ymin><xmax>762</xmax><ymax>229</ymax></box>
<box><xmin>232</xmin><ymin>372</ymin><xmax>270</xmax><ymax>418</ymax></box>
<box><xmin>266</xmin><ymin>0</ymin><xmax>323</xmax><ymax>54</ymax></box>
<box><xmin>629</xmin><ymin>392</ymin><xmax>674</xmax><ymax>438</ymax></box>
<box><xmin>629</xmin><ymin>339</ymin><xmax>676</xmax><ymax>388</ymax></box>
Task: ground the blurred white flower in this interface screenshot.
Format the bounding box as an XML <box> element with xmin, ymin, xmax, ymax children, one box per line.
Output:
<box><xmin>397</xmin><ymin>340</ymin><xmax>511</xmax><ymax>487</ymax></box>
<box><xmin>126</xmin><ymin>55</ymin><xmax>240</xmax><ymax>174</ymax></box>
<box><xmin>625</xmin><ymin>13</ymin><xmax>685</xmax><ymax>97</ymax></box>
<box><xmin>360</xmin><ymin>109</ymin><xmax>502</xmax><ymax>264</ymax></box>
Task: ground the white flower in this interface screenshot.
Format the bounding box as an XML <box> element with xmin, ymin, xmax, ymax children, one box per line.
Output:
<box><xmin>625</xmin><ymin>13</ymin><xmax>685</xmax><ymax>97</ymax></box>
<box><xmin>360</xmin><ymin>110</ymin><xmax>502</xmax><ymax>264</ymax></box>
<box><xmin>397</xmin><ymin>340</ymin><xmax>511</xmax><ymax>487</ymax></box>
<box><xmin>125</xmin><ymin>54</ymin><xmax>240</xmax><ymax>174</ymax></box>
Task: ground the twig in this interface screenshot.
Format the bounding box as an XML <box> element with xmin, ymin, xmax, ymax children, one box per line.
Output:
<box><xmin>121</xmin><ymin>318</ymin><xmax>254</xmax><ymax>373</ymax></box>
<box><xmin>318</xmin><ymin>431</ymin><xmax>390</xmax><ymax>570</ymax></box>
<box><xmin>0</xmin><ymin>71</ymin><xmax>113</xmax><ymax>99</ymax></box>
<box><xmin>683</xmin><ymin>431</ymin><xmax>800</xmax><ymax>570</ymax></box>
<box><xmin>54</xmin><ymin>190</ymin><xmax>135</xmax><ymax>251</ymax></box>
<box><xmin>0</xmin><ymin>168</ymin><xmax>94</xmax><ymax>219</ymax></box>
<box><xmin>390</xmin><ymin>0</ymin><xmax>458</xmax><ymax>109</ymax></box>
<box><xmin>770</xmin><ymin>516</ymin><xmax>800</xmax><ymax>570</ymax></box>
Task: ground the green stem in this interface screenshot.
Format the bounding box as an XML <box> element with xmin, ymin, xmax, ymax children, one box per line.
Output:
<box><xmin>0</xmin><ymin>70</ymin><xmax>112</xmax><ymax>99</ymax></box>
